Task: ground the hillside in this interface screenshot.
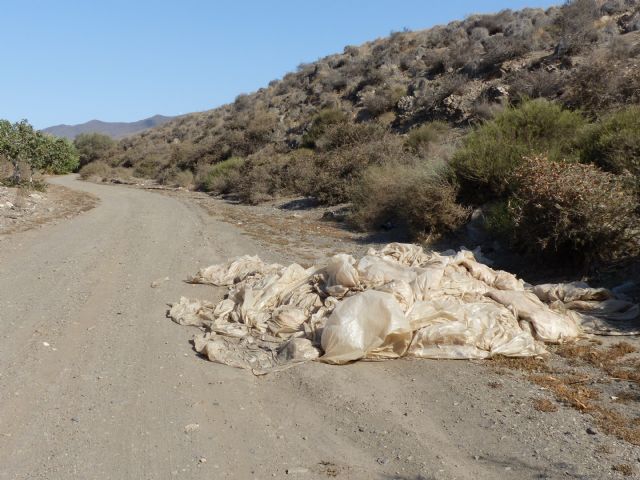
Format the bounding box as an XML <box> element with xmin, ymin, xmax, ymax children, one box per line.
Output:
<box><xmin>43</xmin><ymin>114</ymin><xmax>174</xmax><ymax>139</ymax></box>
<box><xmin>98</xmin><ymin>2</ymin><xmax>640</xmax><ymax>175</ymax></box>
<box><xmin>86</xmin><ymin>0</ymin><xmax>640</xmax><ymax>268</ymax></box>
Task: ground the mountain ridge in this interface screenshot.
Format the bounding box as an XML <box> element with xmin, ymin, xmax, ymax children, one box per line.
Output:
<box><xmin>43</xmin><ymin>114</ymin><xmax>174</xmax><ymax>139</ymax></box>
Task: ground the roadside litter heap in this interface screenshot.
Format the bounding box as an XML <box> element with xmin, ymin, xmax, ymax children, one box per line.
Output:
<box><xmin>169</xmin><ymin>243</ymin><xmax>639</xmax><ymax>374</ymax></box>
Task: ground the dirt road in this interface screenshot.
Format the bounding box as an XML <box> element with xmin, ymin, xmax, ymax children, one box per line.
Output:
<box><xmin>0</xmin><ymin>175</ymin><xmax>636</xmax><ymax>480</ymax></box>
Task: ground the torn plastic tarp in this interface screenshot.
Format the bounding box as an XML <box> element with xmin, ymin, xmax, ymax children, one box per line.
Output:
<box><xmin>169</xmin><ymin>243</ymin><xmax>639</xmax><ymax>374</ymax></box>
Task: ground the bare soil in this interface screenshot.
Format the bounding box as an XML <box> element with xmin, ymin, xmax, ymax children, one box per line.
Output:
<box><xmin>0</xmin><ymin>182</ymin><xmax>97</xmax><ymax>235</ymax></box>
<box><xmin>1</xmin><ymin>175</ymin><xmax>639</xmax><ymax>480</ymax></box>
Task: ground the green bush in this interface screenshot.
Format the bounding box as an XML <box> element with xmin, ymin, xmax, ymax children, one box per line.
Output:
<box><xmin>350</xmin><ymin>161</ymin><xmax>469</xmax><ymax>239</ymax></box>
<box><xmin>483</xmin><ymin>200</ymin><xmax>515</xmax><ymax>240</ymax></box>
<box><xmin>452</xmin><ymin>99</ymin><xmax>585</xmax><ymax>202</ymax></box>
<box><xmin>0</xmin><ymin>120</ymin><xmax>79</xmax><ymax>179</ymax></box>
<box><xmin>579</xmin><ymin>107</ymin><xmax>640</xmax><ymax>179</ymax></box>
<box><xmin>196</xmin><ymin>157</ymin><xmax>244</xmax><ymax>193</ymax></box>
<box><xmin>74</xmin><ymin>133</ymin><xmax>115</xmax><ymax>167</ymax></box>
<box><xmin>508</xmin><ymin>155</ymin><xmax>639</xmax><ymax>266</ymax></box>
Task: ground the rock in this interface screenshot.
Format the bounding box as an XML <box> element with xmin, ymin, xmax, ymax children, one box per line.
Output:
<box><xmin>184</xmin><ymin>423</ymin><xmax>200</xmax><ymax>433</ymax></box>
<box><xmin>586</xmin><ymin>427</ymin><xmax>597</xmax><ymax>435</ymax></box>
<box><xmin>150</xmin><ymin>276</ymin><xmax>170</xmax><ymax>288</ymax></box>
<box><xmin>377</xmin><ymin>457</ymin><xmax>389</xmax><ymax>465</ymax></box>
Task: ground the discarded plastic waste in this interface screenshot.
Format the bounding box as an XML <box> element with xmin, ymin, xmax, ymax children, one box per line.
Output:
<box><xmin>169</xmin><ymin>243</ymin><xmax>639</xmax><ymax>374</ymax></box>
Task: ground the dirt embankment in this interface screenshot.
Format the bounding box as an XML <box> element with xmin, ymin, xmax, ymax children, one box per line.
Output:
<box><xmin>0</xmin><ymin>180</ymin><xmax>97</xmax><ymax>236</ymax></box>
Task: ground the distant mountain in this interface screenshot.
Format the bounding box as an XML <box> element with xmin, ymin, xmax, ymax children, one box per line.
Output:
<box><xmin>42</xmin><ymin>115</ymin><xmax>174</xmax><ymax>139</ymax></box>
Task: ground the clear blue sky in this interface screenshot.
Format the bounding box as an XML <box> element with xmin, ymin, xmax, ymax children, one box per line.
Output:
<box><xmin>1</xmin><ymin>0</ymin><xmax>559</xmax><ymax>129</ymax></box>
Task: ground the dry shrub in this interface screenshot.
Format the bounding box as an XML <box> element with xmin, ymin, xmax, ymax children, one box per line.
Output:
<box><xmin>309</xmin><ymin>131</ymin><xmax>405</xmax><ymax>205</ymax></box>
<box><xmin>301</xmin><ymin>108</ymin><xmax>348</xmax><ymax>148</ymax></box>
<box><xmin>555</xmin><ymin>0</ymin><xmax>600</xmax><ymax>55</ymax></box>
<box><xmin>361</xmin><ymin>85</ymin><xmax>406</xmax><ymax>117</ymax></box>
<box><xmin>13</xmin><ymin>186</ymin><xmax>29</xmax><ymax>209</ymax></box>
<box><xmin>350</xmin><ymin>161</ymin><xmax>468</xmax><ymax>239</ymax></box>
<box><xmin>227</xmin><ymin>148</ymin><xmax>317</xmax><ymax>204</ymax></box>
<box><xmin>404</xmin><ymin>121</ymin><xmax>449</xmax><ymax>154</ymax></box>
<box><xmin>533</xmin><ymin>398</ymin><xmax>558</xmax><ymax>412</ymax></box>
<box><xmin>196</xmin><ymin>157</ymin><xmax>244</xmax><ymax>194</ymax></box>
<box><xmin>564</xmin><ymin>53</ymin><xmax>640</xmax><ymax>113</ymax></box>
<box><xmin>509</xmin><ymin>156</ymin><xmax>640</xmax><ymax>266</ymax></box>
<box><xmin>79</xmin><ymin>161</ymin><xmax>111</xmax><ymax>180</ymax></box>
<box><xmin>314</xmin><ymin>122</ymin><xmax>384</xmax><ymax>153</ymax></box>
<box><xmin>509</xmin><ymin>68</ymin><xmax>565</xmax><ymax>100</ymax></box>
<box><xmin>612</xmin><ymin>464</ymin><xmax>633</xmax><ymax>477</ymax></box>
<box><xmin>170</xmin><ymin>169</ymin><xmax>194</xmax><ymax>188</ymax></box>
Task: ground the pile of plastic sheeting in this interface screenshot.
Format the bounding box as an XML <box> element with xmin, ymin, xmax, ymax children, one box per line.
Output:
<box><xmin>169</xmin><ymin>243</ymin><xmax>639</xmax><ymax>374</ymax></box>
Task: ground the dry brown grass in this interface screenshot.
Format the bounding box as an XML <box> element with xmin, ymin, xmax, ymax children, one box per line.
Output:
<box><xmin>616</xmin><ymin>391</ymin><xmax>640</xmax><ymax>403</ymax></box>
<box><xmin>612</xmin><ymin>463</ymin><xmax>633</xmax><ymax>476</ymax></box>
<box><xmin>532</xmin><ymin>398</ymin><xmax>558</xmax><ymax>413</ymax></box>
<box><xmin>528</xmin><ymin>374</ymin><xmax>600</xmax><ymax>412</ymax></box>
<box><xmin>556</xmin><ymin>342</ymin><xmax>637</xmax><ymax>368</ymax></box>
<box><xmin>556</xmin><ymin>341</ymin><xmax>640</xmax><ymax>388</ymax></box>
<box><xmin>491</xmin><ymin>342</ymin><xmax>640</xmax><ymax>446</ymax></box>
<box><xmin>595</xmin><ymin>444</ymin><xmax>613</xmax><ymax>455</ymax></box>
<box><xmin>491</xmin><ymin>356</ymin><xmax>550</xmax><ymax>373</ymax></box>
<box><xmin>527</xmin><ymin>373</ymin><xmax>640</xmax><ymax>445</ymax></box>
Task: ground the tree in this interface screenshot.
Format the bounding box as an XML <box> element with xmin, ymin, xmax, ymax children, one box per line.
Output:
<box><xmin>0</xmin><ymin>119</ymin><xmax>79</xmax><ymax>183</ymax></box>
<box><xmin>73</xmin><ymin>132</ymin><xmax>115</xmax><ymax>167</ymax></box>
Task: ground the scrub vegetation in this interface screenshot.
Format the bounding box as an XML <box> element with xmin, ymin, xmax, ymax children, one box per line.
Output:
<box><xmin>77</xmin><ymin>0</ymin><xmax>640</xmax><ymax>267</ymax></box>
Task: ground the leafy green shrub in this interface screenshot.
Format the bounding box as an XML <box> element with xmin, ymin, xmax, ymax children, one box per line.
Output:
<box><xmin>483</xmin><ymin>201</ymin><xmax>515</xmax><ymax>240</ymax></box>
<box><xmin>350</xmin><ymin>161</ymin><xmax>469</xmax><ymax>239</ymax></box>
<box><xmin>579</xmin><ymin>107</ymin><xmax>640</xmax><ymax>179</ymax></box>
<box><xmin>41</xmin><ymin>137</ymin><xmax>80</xmax><ymax>174</ymax></box>
<box><xmin>508</xmin><ymin>156</ymin><xmax>639</xmax><ymax>266</ymax></box>
<box><xmin>74</xmin><ymin>133</ymin><xmax>115</xmax><ymax>167</ymax></box>
<box><xmin>0</xmin><ymin>120</ymin><xmax>79</xmax><ymax>179</ymax></box>
<box><xmin>452</xmin><ymin>99</ymin><xmax>585</xmax><ymax>202</ymax></box>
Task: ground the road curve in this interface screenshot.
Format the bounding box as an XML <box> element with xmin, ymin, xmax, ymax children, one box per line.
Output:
<box><xmin>0</xmin><ymin>175</ymin><xmax>614</xmax><ymax>479</ymax></box>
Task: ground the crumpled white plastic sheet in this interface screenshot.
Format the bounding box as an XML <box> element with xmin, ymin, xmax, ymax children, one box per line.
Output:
<box><xmin>169</xmin><ymin>243</ymin><xmax>639</xmax><ymax>373</ymax></box>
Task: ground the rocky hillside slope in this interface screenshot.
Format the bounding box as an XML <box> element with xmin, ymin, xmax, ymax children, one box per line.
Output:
<box><xmin>102</xmin><ymin>1</ymin><xmax>639</xmax><ymax>178</ymax></box>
